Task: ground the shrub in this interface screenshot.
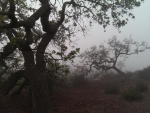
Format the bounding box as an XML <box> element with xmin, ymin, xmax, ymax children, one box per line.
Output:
<box><xmin>135</xmin><ymin>81</ymin><xmax>148</xmax><ymax>92</ymax></box>
<box><xmin>137</xmin><ymin>66</ymin><xmax>150</xmax><ymax>80</ymax></box>
<box><xmin>122</xmin><ymin>87</ymin><xmax>142</xmax><ymax>101</ymax></box>
<box><xmin>104</xmin><ymin>84</ymin><xmax>120</xmax><ymax>94</ymax></box>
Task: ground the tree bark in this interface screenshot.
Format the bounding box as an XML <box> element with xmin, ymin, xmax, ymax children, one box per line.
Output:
<box><xmin>1</xmin><ymin>70</ymin><xmax>25</xmax><ymax>95</ymax></box>
<box><xmin>1</xmin><ymin>66</ymin><xmax>53</xmax><ymax>113</ymax></box>
<box><xmin>113</xmin><ymin>66</ymin><xmax>128</xmax><ymax>79</ymax></box>
<box><xmin>25</xmin><ymin>65</ymin><xmax>53</xmax><ymax>113</ymax></box>
<box><xmin>10</xmin><ymin>78</ymin><xmax>28</xmax><ymax>96</ymax></box>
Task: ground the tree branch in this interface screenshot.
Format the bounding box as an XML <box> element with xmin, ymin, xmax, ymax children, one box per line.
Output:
<box><xmin>8</xmin><ymin>0</ymin><xmax>17</xmax><ymax>24</ymax></box>
<box><xmin>0</xmin><ymin>11</ymin><xmax>11</xmax><ymax>15</ymax></box>
<box><xmin>10</xmin><ymin>78</ymin><xmax>28</xmax><ymax>96</ymax></box>
<box><xmin>39</xmin><ymin>0</ymin><xmax>49</xmax><ymax>4</ymax></box>
<box><xmin>0</xmin><ymin>21</ymin><xmax>26</xmax><ymax>29</ymax></box>
<box><xmin>0</xmin><ymin>4</ymin><xmax>50</xmax><ymax>29</ymax></box>
<box><xmin>1</xmin><ymin>70</ymin><xmax>26</xmax><ymax>95</ymax></box>
<box><xmin>0</xmin><ymin>43</ymin><xmax>16</xmax><ymax>69</ymax></box>
<box><xmin>57</xmin><ymin>0</ymin><xmax>75</xmax><ymax>27</ymax></box>
<box><xmin>26</xmin><ymin>4</ymin><xmax>51</xmax><ymax>28</ymax></box>
<box><xmin>41</xmin><ymin>8</ymin><xmax>51</xmax><ymax>32</ymax></box>
<box><xmin>36</xmin><ymin>33</ymin><xmax>54</xmax><ymax>70</ymax></box>
<box><xmin>25</xmin><ymin>28</ymin><xmax>33</xmax><ymax>45</ymax></box>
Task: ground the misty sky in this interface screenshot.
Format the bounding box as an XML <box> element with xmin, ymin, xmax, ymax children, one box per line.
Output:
<box><xmin>74</xmin><ymin>0</ymin><xmax>150</xmax><ymax>72</ymax></box>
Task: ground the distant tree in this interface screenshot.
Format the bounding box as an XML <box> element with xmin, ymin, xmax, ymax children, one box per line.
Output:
<box><xmin>0</xmin><ymin>0</ymin><xmax>145</xmax><ymax>112</ymax></box>
<box><xmin>79</xmin><ymin>36</ymin><xmax>149</xmax><ymax>78</ymax></box>
<box><xmin>117</xmin><ymin>61</ymin><xmax>125</xmax><ymax>71</ymax></box>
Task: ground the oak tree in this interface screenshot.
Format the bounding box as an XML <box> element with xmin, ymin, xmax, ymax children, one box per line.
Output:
<box><xmin>79</xmin><ymin>36</ymin><xmax>149</xmax><ymax>78</ymax></box>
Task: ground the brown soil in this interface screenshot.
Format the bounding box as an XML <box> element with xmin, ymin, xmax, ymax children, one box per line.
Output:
<box><xmin>1</xmin><ymin>77</ymin><xmax>150</xmax><ymax>113</ymax></box>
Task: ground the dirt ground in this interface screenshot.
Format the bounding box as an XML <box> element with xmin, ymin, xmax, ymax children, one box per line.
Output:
<box><xmin>0</xmin><ymin>76</ymin><xmax>150</xmax><ymax>113</ymax></box>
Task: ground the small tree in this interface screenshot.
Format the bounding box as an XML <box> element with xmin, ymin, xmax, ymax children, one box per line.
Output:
<box><xmin>79</xmin><ymin>36</ymin><xmax>149</xmax><ymax>78</ymax></box>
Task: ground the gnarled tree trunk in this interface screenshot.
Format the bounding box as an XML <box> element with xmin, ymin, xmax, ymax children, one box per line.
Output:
<box><xmin>113</xmin><ymin>66</ymin><xmax>126</xmax><ymax>76</ymax></box>
<box><xmin>1</xmin><ymin>66</ymin><xmax>53</xmax><ymax>113</ymax></box>
<box><xmin>113</xmin><ymin>66</ymin><xmax>129</xmax><ymax>80</ymax></box>
<box><xmin>26</xmin><ymin>66</ymin><xmax>52</xmax><ymax>113</ymax></box>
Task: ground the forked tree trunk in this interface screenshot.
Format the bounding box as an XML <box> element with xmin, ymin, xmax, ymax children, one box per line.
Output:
<box><xmin>26</xmin><ymin>66</ymin><xmax>52</xmax><ymax>113</ymax></box>
<box><xmin>1</xmin><ymin>67</ymin><xmax>53</xmax><ymax>113</ymax></box>
<box><xmin>1</xmin><ymin>66</ymin><xmax>53</xmax><ymax>113</ymax></box>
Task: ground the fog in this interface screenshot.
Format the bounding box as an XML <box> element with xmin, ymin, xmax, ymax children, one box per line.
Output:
<box><xmin>1</xmin><ymin>1</ymin><xmax>150</xmax><ymax>113</ymax></box>
<box><xmin>74</xmin><ymin>0</ymin><xmax>150</xmax><ymax>72</ymax></box>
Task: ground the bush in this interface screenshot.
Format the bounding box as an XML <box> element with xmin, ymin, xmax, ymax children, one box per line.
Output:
<box><xmin>104</xmin><ymin>84</ymin><xmax>120</xmax><ymax>94</ymax></box>
<box><xmin>135</xmin><ymin>81</ymin><xmax>148</xmax><ymax>92</ymax></box>
<box><xmin>122</xmin><ymin>87</ymin><xmax>142</xmax><ymax>101</ymax></box>
<box><xmin>137</xmin><ymin>66</ymin><xmax>150</xmax><ymax>80</ymax></box>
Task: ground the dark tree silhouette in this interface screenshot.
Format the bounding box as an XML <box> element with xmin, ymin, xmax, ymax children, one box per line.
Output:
<box><xmin>0</xmin><ymin>0</ymin><xmax>145</xmax><ymax>112</ymax></box>
<box><xmin>79</xmin><ymin>36</ymin><xmax>149</xmax><ymax>78</ymax></box>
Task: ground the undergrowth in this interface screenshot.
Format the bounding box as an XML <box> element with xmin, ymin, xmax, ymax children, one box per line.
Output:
<box><xmin>122</xmin><ymin>87</ymin><xmax>142</xmax><ymax>101</ymax></box>
<box><xmin>104</xmin><ymin>84</ymin><xmax>120</xmax><ymax>94</ymax></box>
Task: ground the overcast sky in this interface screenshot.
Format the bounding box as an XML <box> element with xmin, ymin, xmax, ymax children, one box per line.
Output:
<box><xmin>74</xmin><ymin>0</ymin><xmax>150</xmax><ymax>72</ymax></box>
